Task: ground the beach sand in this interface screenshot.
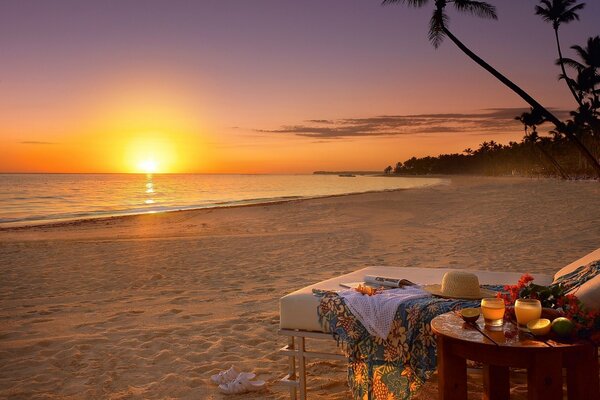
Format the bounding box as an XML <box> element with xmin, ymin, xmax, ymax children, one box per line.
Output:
<box><xmin>1</xmin><ymin>176</ymin><xmax>598</xmax><ymax>399</ymax></box>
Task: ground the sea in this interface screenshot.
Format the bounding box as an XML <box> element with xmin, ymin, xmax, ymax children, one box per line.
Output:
<box><xmin>0</xmin><ymin>174</ymin><xmax>447</xmax><ymax>227</ymax></box>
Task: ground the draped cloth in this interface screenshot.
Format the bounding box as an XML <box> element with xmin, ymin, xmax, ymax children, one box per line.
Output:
<box><xmin>339</xmin><ymin>287</ymin><xmax>431</xmax><ymax>340</ymax></box>
<box><xmin>315</xmin><ymin>286</ymin><xmax>502</xmax><ymax>400</ymax></box>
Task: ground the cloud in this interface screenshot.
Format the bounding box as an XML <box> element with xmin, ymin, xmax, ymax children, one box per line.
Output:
<box><xmin>20</xmin><ymin>141</ymin><xmax>57</xmax><ymax>145</ymax></box>
<box><xmin>256</xmin><ymin>108</ymin><xmax>568</xmax><ymax>139</ymax></box>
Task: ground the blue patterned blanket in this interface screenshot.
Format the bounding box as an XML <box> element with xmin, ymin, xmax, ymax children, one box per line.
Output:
<box><xmin>315</xmin><ymin>287</ymin><xmax>502</xmax><ymax>400</ymax></box>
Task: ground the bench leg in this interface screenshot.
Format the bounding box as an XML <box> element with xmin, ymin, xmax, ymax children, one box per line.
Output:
<box><xmin>298</xmin><ymin>336</ymin><xmax>307</xmax><ymax>400</ymax></box>
<box><xmin>287</xmin><ymin>336</ymin><xmax>297</xmax><ymax>400</ymax></box>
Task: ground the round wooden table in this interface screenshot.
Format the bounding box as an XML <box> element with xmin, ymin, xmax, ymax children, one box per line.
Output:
<box><xmin>430</xmin><ymin>312</ymin><xmax>599</xmax><ymax>400</ymax></box>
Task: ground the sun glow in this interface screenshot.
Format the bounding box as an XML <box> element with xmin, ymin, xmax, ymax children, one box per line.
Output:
<box><xmin>138</xmin><ymin>159</ymin><xmax>158</xmax><ymax>174</ymax></box>
<box><xmin>125</xmin><ymin>133</ymin><xmax>179</xmax><ymax>174</ymax></box>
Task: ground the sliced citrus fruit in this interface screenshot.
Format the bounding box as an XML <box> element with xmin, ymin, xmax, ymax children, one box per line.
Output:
<box><xmin>460</xmin><ymin>307</ymin><xmax>480</xmax><ymax>323</ymax></box>
<box><xmin>527</xmin><ymin>318</ymin><xmax>551</xmax><ymax>336</ymax></box>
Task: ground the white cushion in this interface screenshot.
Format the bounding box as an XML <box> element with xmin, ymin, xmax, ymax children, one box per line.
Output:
<box><xmin>553</xmin><ymin>247</ymin><xmax>600</xmax><ymax>310</ymax></box>
<box><xmin>279</xmin><ymin>266</ymin><xmax>553</xmax><ymax>332</ymax></box>
<box><xmin>570</xmin><ymin>275</ymin><xmax>600</xmax><ymax>311</ymax></box>
<box><xmin>554</xmin><ymin>248</ymin><xmax>600</xmax><ymax>280</ymax></box>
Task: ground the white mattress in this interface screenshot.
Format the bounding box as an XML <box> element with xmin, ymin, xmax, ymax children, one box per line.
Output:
<box><xmin>279</xmin><ymin>266</ymin><xmax>553</xmax><ymax>332</ymax></box>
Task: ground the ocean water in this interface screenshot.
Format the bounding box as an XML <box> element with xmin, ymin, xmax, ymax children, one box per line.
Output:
<box><xmin>0</xmin><ymin>174</ymin><xmax>447</xmax><ymax>227</ymax></box>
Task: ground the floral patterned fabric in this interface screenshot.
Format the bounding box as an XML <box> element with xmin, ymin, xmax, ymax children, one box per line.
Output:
<box><xmin>315</xmin><ymin>287</ymin><xmax>502</xmax><ymax>400</ymax></box>
<box><xmin>553</xmin><ymin>260</ymin><xmax>600</xmax><ymax>293</ymax></box>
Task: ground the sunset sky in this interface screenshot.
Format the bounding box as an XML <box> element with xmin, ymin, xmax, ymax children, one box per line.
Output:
<box><xmin>1</xmin><ymin>0</ymin><xmax>598</xmax><ymax>173</ymax></box>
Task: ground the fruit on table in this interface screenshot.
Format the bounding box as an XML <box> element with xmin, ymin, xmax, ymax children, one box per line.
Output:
<box><xmin>551</xmin><ymin>317</ymin><xmax>574</xmax><ymax>337</ymax></box>
<box><xmin>527</xmin><ymin>318</ymin><xmax>551</xmax><ymax>336</ymax></box>
<box><xmin>460</xmin><ymin>307</ymin><xmax>481</xmax><ymax>323</ymax></box>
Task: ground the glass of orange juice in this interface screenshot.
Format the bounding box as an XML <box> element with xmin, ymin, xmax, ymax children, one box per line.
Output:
<box><xmin>481</xmin><ymin>298</ymin><xmax>505</xmax><ymax>328</ymax></box>
<box><xmin>515</xmin><ymin>298</ymin><xmax>542</xmax><ymax>331</ymax></box>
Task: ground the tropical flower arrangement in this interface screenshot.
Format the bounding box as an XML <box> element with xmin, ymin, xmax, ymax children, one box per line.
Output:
<box><xmin>497</xmin><ymin>273</ymin><xmax>600</xmax><ymax>344</ymax></box>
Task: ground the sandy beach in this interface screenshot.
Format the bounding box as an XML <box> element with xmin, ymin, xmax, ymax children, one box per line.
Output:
<box><xmin>1</xmin><ymin>176</ymin><xmax>599</xmax><ymax>399</ymax></box>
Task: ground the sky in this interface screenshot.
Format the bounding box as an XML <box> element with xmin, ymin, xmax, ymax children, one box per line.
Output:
<box><xmin>1</xmin><ymin>0</ymin><xmax>598</xmax><ymax>173</ymax></box>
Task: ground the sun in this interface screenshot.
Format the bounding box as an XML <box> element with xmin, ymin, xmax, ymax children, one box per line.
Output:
<box><xmin>124</xmin><ymin>133</ymin><xmax>183</xmax><ymax>173</ymax></box>
<box><xmin>138</xmin><ymin>159</ymin><xmax>159</xmax><ymax>174</ymax></box>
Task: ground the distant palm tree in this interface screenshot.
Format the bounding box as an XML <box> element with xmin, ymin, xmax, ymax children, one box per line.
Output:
<box><xmin>394</xmin><ymin>162</ymin><xmax>403</xmax><ymax>173</ymax></box>
<box><xmin>535</xmin><ymin>0</ymin><xmax>586</xmax><ymax>106</ymax></box>
<box><xmin>516</xmin><ymin>108</ymin><xmax>569</xmax><ymax>179</ymax></box>
<box><xmin>384</xmin><ymin>165</ymin><xmax>393</xmax><ymax>174</ymax></box>
<box><xmin>562</xmin><ymin>36</ymin><xmax>600</xmax><ymax>99</ymax></box>
<box><xmin>382</xmin><ymin>0</ymin><xmax>600</xmax><ymax>178</ymax></box>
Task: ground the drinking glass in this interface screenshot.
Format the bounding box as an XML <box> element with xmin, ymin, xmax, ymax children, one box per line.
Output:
<box><xmin>481</xmin><ymin>298</ymin><xmax>505</xmax><ymax>328</ymax></box>
<box><xmin>515</xmin><ymin>298</ymin><xmax>542</xmax><ymax>331</ymax></box>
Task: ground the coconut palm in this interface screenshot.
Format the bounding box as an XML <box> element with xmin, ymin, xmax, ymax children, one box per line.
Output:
<box><xmin>516</xmin><ymin>108</ymin><xmax>569</xmax><ymax>178</ymax></box>
<box><xmin>562</xmin><ymin>36</ymin><xmax>600</xmax><ymax>102</ymax></box>
<box><xmin>535</xmin><ymin>0</ymin><xmax>586</xmax><ymax>106</ymax></box>
<box><xmin>382</xmin><ymin>0</ymin><xmax>600</xmax><ymax>178</ymax></box>
<box><xmin>562</xmin><ymin>36</ymin><xmax>600</xmax><ymax>71</ymax></box>
<box><xmin>562</xmin><ymin>36</ymin><xmax>600</xmax><ymax>158</ymax></box>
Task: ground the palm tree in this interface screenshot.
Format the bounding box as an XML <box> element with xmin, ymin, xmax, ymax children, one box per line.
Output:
<box><xmin>384</xmin><ymin>165</ymin><xmax>393</xmax><ymax>174</ymax></box>
<box><xmin>562</xmin><ymin>37</ymin><xmax>600</xmax><ymax>159</ymax></box>
<box><xmin>382</xmin><ymin>0</ymin><xmax>600</xmax><ymax>178</ymax></box>
<box><xmin>394</xmin><ymin>161</ymin><xmax>403</xmax><ymax>173</ymax></box>
<box><xmin>535</xmin><ymin>0</ymin><xmax>586</xmax><ymax>106</ymax></box>
<box><xmin>562</xmin><ymin>36</ymin><xmax>600</xmax><ymax>103</ymax></box>
<box><xmin>516</xmin><ymin>108</ymin><xmax>569</xmax><ymax>179</ymax></box>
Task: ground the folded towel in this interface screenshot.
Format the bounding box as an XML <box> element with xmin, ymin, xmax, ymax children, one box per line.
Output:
<box><xmin>339</xmin><ymin>286</ymin><xmax>431</xmax><ymax>339</ymax></box>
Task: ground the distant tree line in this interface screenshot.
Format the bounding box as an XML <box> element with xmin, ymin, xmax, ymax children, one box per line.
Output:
<box><xmin>383</xmin><ymin>0</ymin><xmax>600</xmax><ymax>179</ymax></box>
<box><xmin>384</xmin><ymin>135</ymin><xmax>600</xmax><ymax>178</ymax></box>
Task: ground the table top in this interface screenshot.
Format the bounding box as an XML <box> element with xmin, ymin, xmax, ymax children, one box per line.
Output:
<box><xmin>431</xmin><ymin>312</ymin><xmax>584</xmax><ymax>349</ymax></box>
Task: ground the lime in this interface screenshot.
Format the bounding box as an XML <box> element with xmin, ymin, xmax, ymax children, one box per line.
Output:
<box><xmin>460</xmin><ymin>307</ymin><xmax>480</xmax><ymax>323</ymax></box>
<box><xmin>551</xmin><ymin>317</ymin><xmax>574</xmax><ymax>337</ymax></box>
<box><xmin>527</xmin><ymin>318</ymin><xmax>551</xmax><ymax>336</ymax></box>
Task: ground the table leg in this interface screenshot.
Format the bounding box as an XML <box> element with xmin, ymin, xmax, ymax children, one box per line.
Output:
<box><xmin>437</xmin><ymin>335</ymin><xmax>467</xmax><ymax>400</ymax></box>
<box><xmin>527</xmin><ymin>352</ymin><xmax>563</xmax><ymax>400</ymax></box>
<box><xmin>565</xmin><ymin>345</ymin><xmax>599</xmax><ymax>400</ymax></box>
<box><xmin>483</xmin><ymin>365</ymin><xmax>509</xmax><ymax>400</ymax></box>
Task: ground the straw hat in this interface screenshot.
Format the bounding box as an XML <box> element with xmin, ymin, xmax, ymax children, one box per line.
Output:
<box><xmin>423</xmin><ymin>271</ymin><xmax>498</xmax><ymax>300</ymax></box>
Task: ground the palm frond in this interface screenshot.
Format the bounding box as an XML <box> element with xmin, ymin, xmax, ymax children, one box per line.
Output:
<box><xmin>428</xmin><ymin>8</ymin><xmax>448</xmax><ymax>48</ymax></box>
<box><xmin>381</xmin><ymin>0</ymin><xmax>429</xmax><ymax>7</ymax></box>
<box><xmin>534</xmin><ymin>1</ymin><xmax>554</xmax><ymax>23</ymax></box>
<box><xmin>452</xmin><ymin>0</ymin><xmax>497</xmax><ymax>19</ymax></box>
<box><xmin>564</xmin><ymin>3</ymin><xmax>585</xmax><ymax>19</ymax></box>
<box><xmin>535</xmin><ymin>0</ymin><xmax>586</xmax><ymax>28</ymax></box>
<box><xmin>570</xmin><ymin>44</ymin><xmax>588</xmax><ymax>64</ymax></box>
<box><xmin>560</xmin><ymin>56</ymin><xmax>585</xmax><ymax>70</ymax></box>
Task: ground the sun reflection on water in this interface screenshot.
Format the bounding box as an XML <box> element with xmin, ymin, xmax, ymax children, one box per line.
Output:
<box><xmin>144</xmin><ymin>174</ymin><xmax>155</xmax><ymax>205</ymax></box>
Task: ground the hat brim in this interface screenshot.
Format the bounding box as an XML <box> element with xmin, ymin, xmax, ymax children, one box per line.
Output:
<box><xmin>422</xmin><ymin>284</ymin><xmax>498</xmax><ymax>300</ymax></box>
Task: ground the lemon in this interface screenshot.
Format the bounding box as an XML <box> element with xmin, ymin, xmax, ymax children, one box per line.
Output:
<box><xmin>551</xmin><ymin>317</ymin><xmax>574</xmax><ymax>337</ymax></box>
<box><xmin>527</xmin><ymin>318</ymin><xmax>551</xmax><ymax>336</ymax></box>
<box><xmin>460</xmin><ymin>307</ymin><xmax>480</xmax><ymax>323</ymax></box>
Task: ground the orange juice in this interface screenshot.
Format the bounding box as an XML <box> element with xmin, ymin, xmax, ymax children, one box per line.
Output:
<box><xmin>481</xmin><ymin>298</ymin><xmax>505</xmax><ymax>327</ymax></box>
<box><xmin>515</xmin><ymin>298</ymin><xmax>542</xmax><ymax>330</ymax></box>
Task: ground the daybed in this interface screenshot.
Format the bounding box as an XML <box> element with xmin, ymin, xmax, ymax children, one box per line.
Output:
<box><xmin>278</xmin><ymin>247</ymin><xmax>600</xmax><ymax>400</ymax></box>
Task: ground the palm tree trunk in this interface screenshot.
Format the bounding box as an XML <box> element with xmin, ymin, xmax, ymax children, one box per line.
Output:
<box><xmin>536</xmin><ymin>143</ymin><xmax>569</xmax><ymax>179</ymax></box>
<box><xmin>442</xmin><ymin>27</ymin><xmax>600</xmax><ymax>179</ymax></box>
<box><xmin>554</xmin><ymin>28</ymin><xmax>583</xmax><ymax>107</ymax></box>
